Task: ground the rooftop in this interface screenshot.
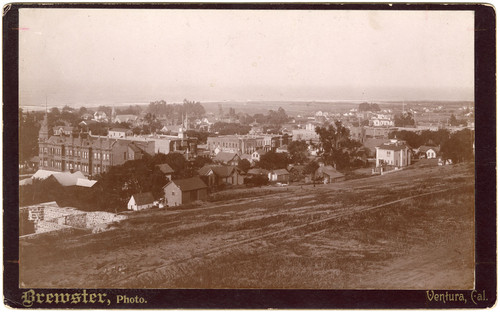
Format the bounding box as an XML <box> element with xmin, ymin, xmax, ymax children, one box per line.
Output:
<box><xmin>167</xmin><ymin>177</ymin><xmax>207</xmax><ymax>191</ymax></box>
<box><xmin>271</xmin><ymin>169</ymin><xmax>289</xmax><ymax>175</ymax></box>
<box><xmin>131</xmin><ymin>192</ymin><xmax>155</xmax><ymax>206</ymax></box>
<box><xmin>168</xmin><ymin>177</ymin><xmax>208</xmax><ymax>192</ymax></box>
<box><xmin>199</xmin><ymin>165</ymin><xmax>237</xmax><ymax>178</ymax></box>
<box><xmin>156</xmin><ymin>163</ymin><xmax>175</xmax><ymax>174</ymax></box>
<box><xmin>214</xmin><ymin>152</ymin><xmax>239</xmax><ymax>163</ymax></box>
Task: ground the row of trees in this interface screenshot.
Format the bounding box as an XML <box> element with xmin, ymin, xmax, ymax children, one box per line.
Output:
<box><xmin>212</xmin><ymin>122</ymin><xmax>251</xmax><ymax>135</ymax></box>
<box><xmin>358</xmin><ymin>102</ymin><xmax>381</xmax><ymax>112</ymax></box>
<box><xmin>389</xmin><ymin>129</ymin><xmax>450</xmax><ymax>148</ymax></box>
<box><xmin>147</xmin><ymin>99</ymin><xmax>206</xmax><ymax>121</ymax></box>
<box><xmin>394</xmin><ymin>112</ymin><xmax>416</xmax><ymax>127</ymax></box>
<box><xmin>390</xmin><ymin>128</ymin><xmax>474</xmax><ymax>164</ymax></box>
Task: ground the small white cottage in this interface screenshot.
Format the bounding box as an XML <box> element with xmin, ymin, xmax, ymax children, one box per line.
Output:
<box><xmin>127</xmin><ymin>192</ymin><xmax>155</xmax><ymax>211</ymax></box>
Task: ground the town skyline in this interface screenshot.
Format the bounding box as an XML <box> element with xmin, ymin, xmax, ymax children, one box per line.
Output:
<box><xmin>20</xmin><ymin>9</ymin><xmax>474</xmax><ymax>107</ymax></box>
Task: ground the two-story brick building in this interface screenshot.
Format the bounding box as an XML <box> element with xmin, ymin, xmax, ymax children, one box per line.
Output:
<box><xmin>38</xmin><ymin>113</ymin><xmax>154</xmax><ymax>177</ymax></box>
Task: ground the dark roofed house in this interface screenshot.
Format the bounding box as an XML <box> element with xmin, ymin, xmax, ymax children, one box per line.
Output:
<box><xmin>198</xmin><ymin>165</ymin><xmax>244</xmax><ymax>190</ymax></box>
<box><xmin>213</xmin><ymin>152</ymin><xmax>241</xmax><ymax>166</ymax></box>
<box><xmin>247</xmin><ymin>168</ymin><xmax>270</xmax><ymax>176</ymax></box>
<box><xmin>268</xmin><ymin>168</ymin><xmax>290</xmax><ymax>183</ymax></box>
<box><xmin>317</xmin><ymin>165</ymin><xmax>345</xmax><ymax>184</ymax></box>
<box><xmin>128</xmin><ymin>192</ymin><xmax>155</xmax><ymax>211</ymax></box>
<box><xmin>156</xmin><ymin>163</ymin><xmax>175</xmax><ymax>180</ymax></box>
<box><xmin>163</xmin><ymin>177</ymin><xmax>208</xmax><ymax>207</ymax></box>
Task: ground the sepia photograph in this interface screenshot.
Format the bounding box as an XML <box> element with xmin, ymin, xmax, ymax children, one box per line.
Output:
<box><xmin>5</xmin><ymin>3</ymin><xmax>495</xmax><ymax>309</ymax></box>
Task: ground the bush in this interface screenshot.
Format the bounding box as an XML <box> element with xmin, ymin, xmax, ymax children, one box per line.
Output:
<box><xmin>244</xmin><ymin>175</ymin><xmax>269</xmax><ymax>187</ymax></box>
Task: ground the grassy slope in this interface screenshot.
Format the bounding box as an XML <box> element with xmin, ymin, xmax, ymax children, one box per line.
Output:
<box><xmin>20</xmin><ymin>162</ymin><xmax>474</xmax><ymax>289</ymax></box>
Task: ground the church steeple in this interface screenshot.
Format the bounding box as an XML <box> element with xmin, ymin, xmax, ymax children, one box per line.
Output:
<box><xmin>39</xmin><ymin>100</ymin><xmax>49</xmax><ymax>141</ymax></box>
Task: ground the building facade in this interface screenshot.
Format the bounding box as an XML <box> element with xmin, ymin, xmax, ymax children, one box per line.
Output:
<box><xmin>375</xmin><ymin>140</ymin><xmax>412</xmax><ymax>168</ymax></box>
<box><xmin>207</xmin><ymin>134</ymin><xmax>288</xmax><ymax>155</ymax></box>
<box><xmin>38</xmin><ymin>113</ymin><xmax>154</xmax><ymax>177</ymax></box>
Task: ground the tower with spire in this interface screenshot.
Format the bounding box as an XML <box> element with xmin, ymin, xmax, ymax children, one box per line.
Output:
<box><xmin>38</xmin><ymin>99</ymin><xmax>49</xmax><ymax>141</ymax></box>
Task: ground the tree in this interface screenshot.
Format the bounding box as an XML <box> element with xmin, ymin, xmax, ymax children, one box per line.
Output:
<box><xmin>358</xmin><ymin>102</ymin><xmax>380</xmax><ymax>112</ymax></box>
<box><xmin>287</xmin><ymin>140</ymin><xmax>309</xmax><ymax>164</ymax></box>
<box><xmin>394</xmin><ymin>112</ymin><xmax>415</xmax><ymax>127</ymax></box>
<box><xmin>193</xmin><ymin>156</ymin><xmax>212</xmax><ymax>169</ymax></box>
<box><xmin>183</xmin><ymin>99</ymin><xmax>206</xmax><ymax>119</ymax></box>
<box><xmin>315</xmin><ymin>121</ymin><xmax>351</xmax><ymax>169</ymax></box>
<box><xmin>244</xmin><ymin>175</ymin><xmax>268</xmax><ymax>187</ymax></box>
<box><xmin>289</xmin><ymin>167</ymin><xmax>305</xmax><ymax>182</ymax></box>
<box><xmin>441</xmin><ymin>129</ymin><xmax>474</xmax><ymax>163</ymax></box>
<box><xmin>19</xmin><ymin>109</ymin><xmax>41</xmax><ymax>164</ymax></box>
<box><xmin>253</xmin><ymin>113</ymin><xmax>266</xmax><ymax>124</ymax></box>
<box><xmin>212</xmin><ymin>122</ymin><xmax>251</xmax><ymax>135</ymax></box>
<box><xmin>449</xmin><ymin>113</ymin><xmax>467</xmax><ymax>127</ymax></box>
<box><xmin>79</xmin><ymin>106</ymin><xmax>88</xmax><ymax>116</ymax></box>
<box><xmin>449</xmin><ymin>114</ymin><xmax>458</xmax><ymax>126</ymax></box>
<box><xmin>237</xmin><ymin>159</ymin><xmax>251</xmax><ymax>173</ymax></box>
<box><xmin>186</xmin><ymin>130</ymin><xmax>211</xmax><ymax>144</ymax></box>
<box><xmin>303</xmin><ymin>160</ymin><xmax>319</xmax><ymax>184</ymax></box>
<box><xmin>152</xmin><ymin>152</ymin><xmax>188</xmax><ymax>177</ymax></box>
<box><xmin>257</xmin><ymin>151</ymin><xmax>289</xmax><ymax>170</ymax></box>
<box><xmin>267</xmin><ymin>107</ymin><xmax>288</xmax><ymax>125</ymax></box>
<box><xmin>389</xmin><ymin>129</ymin><xmax>451</xmax><ymax>149</ymax></box>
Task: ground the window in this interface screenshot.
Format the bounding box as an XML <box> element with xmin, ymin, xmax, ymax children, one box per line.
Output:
<box><xmin>386</xmin><ymin>151</ymin><xmax>391</xmax><ymax>157</ymax></box>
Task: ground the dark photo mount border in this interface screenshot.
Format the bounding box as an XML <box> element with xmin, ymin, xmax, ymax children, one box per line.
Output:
<box><xmin>3</xmin><ymin>3</ymin><xmax>496</xmax><ymax>309</ymax></box>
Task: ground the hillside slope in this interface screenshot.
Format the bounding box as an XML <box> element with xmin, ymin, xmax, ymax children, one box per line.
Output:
<box><xmin>20</xmin><ymin>163</ymin><xmax>475</xmax><ymax>289</ymax></box>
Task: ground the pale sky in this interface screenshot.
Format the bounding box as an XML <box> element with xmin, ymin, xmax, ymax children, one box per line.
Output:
<box><xmin>19</xmin><ymin>9</ymin><xmax>474</xmax><ymax>107</ymax></box>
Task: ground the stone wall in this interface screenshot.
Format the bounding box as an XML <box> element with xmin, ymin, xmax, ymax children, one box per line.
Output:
<box><xmin>65</xmin><ymin>213</ymin><xmax>87</xmax><ymax>228</ymax></box>
<box><xmin>20</xmin><ymin>202</ymin><xmax>127</xmax><ymax>237</ymax></box>
<box><xmin>86</xmin><ymin>211</ymin><xmax>127</xmax><ymax>228</ymax></box>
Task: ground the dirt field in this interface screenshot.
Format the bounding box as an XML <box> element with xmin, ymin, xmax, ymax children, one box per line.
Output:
<box><xmin>19</xmin><ymin>162</ymin><xmax>474</xmax><ymax>289</ymax></box>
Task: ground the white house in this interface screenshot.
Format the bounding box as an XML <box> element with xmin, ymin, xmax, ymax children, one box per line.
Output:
<box><xmin>93</xmin><ymin>111</ymin><xmax>108</xmax><ymax>122</ymax></box>
<box><xmin>114</xmin><ymin>114</ymin><xmax>138</xmax><ymax>124</ymax></box>
<box><xmin>375</xmin><ymin>140</ymin><xmax>412</xmax><ymax>168</ymax></box>
<box><xmin>252</xmin><ymin>149</ymin><xmax>267</xmax><ymax>162</ymax></box>
<box><xmin>418</xmin><ymin>146</ymin><xmax>439</xmax><ymax>159</ymax></box>
<box><xmin>108</xmin><ymin>128</ymin><xmax>133</xmax><ymax>138</ymax></box>
<box><xmin>127</xmin><ymin>192</ymin><xmax>155</xmax><ymax>211</ymax></box>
